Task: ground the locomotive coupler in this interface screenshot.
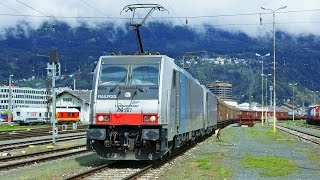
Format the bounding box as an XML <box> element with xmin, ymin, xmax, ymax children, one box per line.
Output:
<box><xmin>109</xmin><ymin>131</ymin><xmax>120</xmax><ymax>147</ymax></box>
<box><xmin>123</xmin><ymin>132</ymin><xmax>137</xmax><ymax>151</ymax></box>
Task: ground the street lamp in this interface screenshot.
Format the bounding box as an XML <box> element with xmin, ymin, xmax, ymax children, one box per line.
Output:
<box><xmin>289</xmin><ymin>83</ymin><xmax>297</xmax><ymax>121</ymax></box>
<box><xmin>8</xmin><ymin>74</ymin><xmax>13</xmax><ymax>125</ymax></box>
<box><xmin>263</xmin><ymin>74</ymin><xmax>272</xmax><ymax>123</ymax></box>
<box><xmin>261</xmin><ymin>5</ymin><xmax>287</xmax><ymax>133</ymax></box>
<box><xmin>256</xmin><ymin>53</ymin><xmax>270</xmax><ymax>125</ymax></box>
<box><xmin>312</xmin><ymin>91</ymin><xmax>318</xmax><ymax>104</ymax></box>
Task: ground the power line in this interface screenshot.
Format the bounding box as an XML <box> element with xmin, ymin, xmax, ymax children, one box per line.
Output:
<box><xmin>1</xmin><ymin>12</ymin><xmax>320</xmax><ymax>27</ymax></box>
<box><xmin>0</xmin><ymin>7</ymin><xmax>320</xmax><ymax>22</ymax></box>
<box><xmin>79</xmin><ymin>0</ymin><xmax>119</xmax><ymax>24</ymax></box>
<box><xmin>16</xmin><ymin>0</ymin><xmax>50</xmax><ymax>17</ymax></box>
<box><xmin>0</xmin><ymin>13</ymin><xmax>127</xmax><ymax>19</ymax></box>
<box><xmin>162</xmin><ymin>0</ymin><xmax>185</xmax><ymax>26</ymax></box>
<box><xmin>0</xmin><ymin>1</ymin><xmax>22</xmax><ymax>14</ymax></box>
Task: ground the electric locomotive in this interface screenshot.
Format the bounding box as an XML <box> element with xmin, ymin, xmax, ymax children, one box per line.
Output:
<box><xmin>87</xmin><ymin>4</ymin><xmax>220</xmax><ymax>160</ymax></box>
<box><xmin>86</xmin><ymin>55</ymin><xmax>219</xmax><ymax>160</ymax></box>
<box><xmin>306</xmin><ymin>105</ymin><xmax>320</xmax><ymax>124</ymax></box>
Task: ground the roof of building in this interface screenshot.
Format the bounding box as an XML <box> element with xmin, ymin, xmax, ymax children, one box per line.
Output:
<box><xmin>56</xmin><ymin>90</ymin><xmax>91</xmax><ymax>104</ymax></box>
<box><xmin>280</xmin><ymin>102</ymin><xmax>295</xmax><ymax>111</ymax></box>
<box><xmin>207</xmin><ymin>82</ymin><xmax>232</xmax><ymax>87</ymax></box>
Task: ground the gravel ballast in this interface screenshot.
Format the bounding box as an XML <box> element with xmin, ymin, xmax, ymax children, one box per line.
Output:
<box><xmin>156</xmin><ymin>123</ymin><xmax>320</xmax><ymax>180</ymax></box>
<box><xmin>1</xmin><ymin>123</ymin><xmax>320</xmax><ymax>179</ymax></box>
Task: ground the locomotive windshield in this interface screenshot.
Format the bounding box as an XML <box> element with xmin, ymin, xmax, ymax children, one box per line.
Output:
<box><xmin>130</xmin><ymin>65</ymin><xmax>159</xmax><ymax>86</ymax></box>
<box><xmin>99</xmin><ymin>65</ymin><xmax>128</xmax><ymax>86</ymax></box>
<box><xmin>98</xmin><ymin>64</ymin><xmax>159</xmax><ymax>87</ymax></box>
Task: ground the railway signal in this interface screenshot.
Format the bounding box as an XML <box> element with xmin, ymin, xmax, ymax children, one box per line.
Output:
<box><xmin>46</xmin><ymin>50</ymin><xmax>61</xmax><ymax>145</ymax></box>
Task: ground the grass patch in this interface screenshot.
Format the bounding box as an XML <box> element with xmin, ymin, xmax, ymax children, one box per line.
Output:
<box><xmin>242</xmin><ymin>155</ymin><xmax>298</xmax><ymax>177</ymax></box>
<box><xmin>196</xmin><ymin>158</ymin><xmax>211</xmax><ymax>170</ymax></box>
<box><xmin>0</xmin><ymin>153</ymin><xmax>108</xmax><ymax>179</ymax></box>
<box><xmin>0</xmin><ymin>124</ymin><xmax>48</xmax><ymax>131</ymax></box>
<box><xmin>213</xmin><ymin>166</ymin><xmax>232</xmax><ymax>178</ymax></box>
<box><xmin>246</xmin><ymin>127</ymin><xmax>293</xmax><ymax>144</ymax></box>
<box><xmin>220</xmin><ymin>126</ymin><xmax>241</xmax><ymax>143</ymax></box>
<box><xmin>162</xmin><ymin>155</ymin><xmax>233</xmax><ymax>180</ymax></box>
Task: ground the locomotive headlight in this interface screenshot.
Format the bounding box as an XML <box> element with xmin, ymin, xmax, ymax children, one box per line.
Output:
<box><xmin>96</xmin><ymin>114</ymin><xmax>110</xmax><ymax>122</ymax></box>
<box><xmin>98</xmin><ymin>115</ymin><xmax>105</xmax><ymax>122</ymax></box>
<box><xmin>150</xmin><ymin>115</ymin><xmax>156</xmax><ymax>122</ymax></box>
<box><xmin>143</xmin><ymin>115</ymin><xmax>157</xmax><ymax>122</ymax></box>
<box><xmin>144</xmin><ymin>115</ymin><xmax>150</xmax><ymax>121</ymax></box>
<box><xmin>104</xmin><ymin>115</ymin><xmax>110</xmax><ymax>122</ymax></box>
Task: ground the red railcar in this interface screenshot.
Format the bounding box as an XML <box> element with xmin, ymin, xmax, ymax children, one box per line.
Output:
<box><xmin>237</xmin><ymin>109</ymin><xmax>289</xmax><ymax>126</ymax></box>
<box><xmin>56</xmin><ymin>108</ymin><xmax>80</xmax><ymax>124</ymax></box>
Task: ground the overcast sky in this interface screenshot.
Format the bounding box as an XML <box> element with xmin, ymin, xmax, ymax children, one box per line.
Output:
<box><xmin>0</xmin><ymin>0</ymin><xmax>320</xmax><ymax>36</ymax></box>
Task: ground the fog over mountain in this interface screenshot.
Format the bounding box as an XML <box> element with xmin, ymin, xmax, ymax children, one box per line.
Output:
<box><xmin>0</xmin><ymin>0</ymin><xmax>320</xmax><ymax>36</ymax></box>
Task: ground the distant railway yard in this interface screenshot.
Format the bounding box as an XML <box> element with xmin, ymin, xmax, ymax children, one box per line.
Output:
<box><xmin>0</xmin><ymin>120</ymin><xmax>318</xmax><ymax>179</ymax></box>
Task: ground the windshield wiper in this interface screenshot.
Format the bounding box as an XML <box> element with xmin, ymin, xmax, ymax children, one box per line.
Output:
<box><xmin>110</xmin><ymin>75</ymin><xmax>127</xmax><ymax>92</ymax></box>
<box><xmin>136</xmin><ymin>85</ymin><xmax>144</xmax><ymax>92</ymax></box>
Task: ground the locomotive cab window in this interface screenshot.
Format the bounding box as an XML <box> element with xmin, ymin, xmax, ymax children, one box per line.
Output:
<box><xmin>99</xmin><ymin>65</ymin><xmax>128</xmax><ymax>86</ymax></box>
<box><xmin>130</xmin><ymin>65</ymin><xmax>159</xmax><ymax>86</ymax></box>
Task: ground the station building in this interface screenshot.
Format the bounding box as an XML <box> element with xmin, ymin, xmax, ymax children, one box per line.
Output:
<box><xmin>0</xmin><ymin>86</ymin><xmax>92</xmax><ymax>124</ymax></box>
<box><xmin>55</xmin><ymin>89</ymin><xmax>91</xmax><ymax>124</ymax></box>
<box><xmin>0</xmin><ymin>86</ymin><xmax>48</xmax><ymax>111</ymax></box>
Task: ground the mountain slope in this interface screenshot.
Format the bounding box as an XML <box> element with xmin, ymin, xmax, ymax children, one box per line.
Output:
<box><xmin>0</xmin><ymin>21</ymin><xmax>319</xmax><ymax>106</ymax></box>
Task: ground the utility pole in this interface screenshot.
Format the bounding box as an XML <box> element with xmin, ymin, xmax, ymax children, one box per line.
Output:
<box><xmin>8</xmin><ymin>75</ymin><xmax>13</xmax><ymax>125</ymax></box>
<box><xmin>47</xmin><ymin>50</ymin><xmax>61</xmax><ymax>145</ymax></box>
<box><xmin>261</xmin><ymin>5</ymin><xmax>287</xmax><ymax>133</ymax></box>
<box><xmin>289</xmin><ymin>83</ymin><xmax>297</xmax><ymax>121</ymax></box>
<box><xmin>256</xmin><ymin>53</ymin><xmax>270</xmax><ymax>125</ymax></box>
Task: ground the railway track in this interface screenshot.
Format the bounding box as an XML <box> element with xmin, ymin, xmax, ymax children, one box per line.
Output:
<box><xmin>64</xmin><ymin>162</ymin><xmax>153</xmax><ymax>180</ymax></box>
<box><xmin>64</xmin><ymin>134</ymin><xmax>210</xmax><ymax>180</ymax></box>
<box><xmin>277</xmin><ymin>125</ymin><xmax>320</xmax><ymax>145</ymax></box>
<box><xmin>0</xmin><ymin>125</ymin><xmax>88</xmax><ymax>141</ymax></box>
<box><xmin>294</xmin><ymin>123</ymin><xmax>320</xmax><ymax>131</ymax></box>
<box><xmin>0</xmin><ymin>133</ymin><xmax>86</xmax><ymax>151</ymax></box>
<box><xmin>0</xmin><ymin>145</ymin><xmax>88</xmax><ymax>170</ymax></box>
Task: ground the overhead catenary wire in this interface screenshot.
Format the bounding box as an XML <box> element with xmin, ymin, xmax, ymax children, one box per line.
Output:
<box><xmin>0</xmin><ymin>1</ymin><xmax>22</xmax><ymax>14</ymax></box>
<box><xmin>162</xmin><ymin>0</ymin><xmax>185</xmax><ymax>26</ymax></box>
<box><xmin>0</xmin><ymin>6</ymin><xmax>320</xmax><ymax>27</ymax></box>
<box><xmin>79</xmin><ymin>0</ymin><xmax>120</xmax><ymax>25</ymax></box>
<box><xmin>16</xmin><ymin>0</ymin><xmax>50</xmax><ymax>17</ymax></box>
<box><xmin>1</xmin><ymin>7</ymin><xmax>320</xmax><ymax>20</ymax></box>
<box><xmin>1</xmin><ymin>12</ymin><xmax>320</xmax><ymax>27</ymax></box>
<box><xmin>15</xmin><ymin>0</ymin><xmax>55</xmax><ymax>30</ymax></box>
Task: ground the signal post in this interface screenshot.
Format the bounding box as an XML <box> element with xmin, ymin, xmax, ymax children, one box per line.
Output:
<box><xmin>47</xmin><ymin>50</ymin><xmax>61</xmax><ymax>145</ymax></box>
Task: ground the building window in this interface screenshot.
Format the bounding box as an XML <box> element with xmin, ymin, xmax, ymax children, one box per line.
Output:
<box><xmin>63</xmin><ymin>98</ymin><xmax>72</xmax><ymax>102</ymax></box>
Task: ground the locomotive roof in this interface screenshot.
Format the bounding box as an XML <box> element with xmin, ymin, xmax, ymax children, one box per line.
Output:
<box><xmin>98</xmin><ymin>54</ymin><xmax>201</xmax><ymax>86</ymax></box>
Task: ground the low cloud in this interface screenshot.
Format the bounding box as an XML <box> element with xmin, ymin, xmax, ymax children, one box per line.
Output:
<box><xmin>0</xmin><ymin>0</ymin><xmax>319</xmax><ymax>37</ymax></box>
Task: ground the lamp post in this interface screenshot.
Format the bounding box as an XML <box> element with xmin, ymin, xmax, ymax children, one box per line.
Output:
<box><xmin>256</xmin><ymin>53</ymin><xmax>270</xmax><ymax>126</ymax></box>
<box><xmin>263</xmin><ymin>74</ymin><xmax>272</xmax><ymax>123</ymax></box>
<box><xmin>289</xmin><ymin>83</ymin><xmax>297</xmax><ymax>121</ymax></box>
<box><xmin>8</xmin><ymin>74</ymin><xmax>13</xmax><ymax>125</ymax></box>
<box><xmin>261</xmin><ymin>5</ymin><xmax>287</xmax><ymax>133</ymax></box>
<box><xmin>312</xmin><ymin>91</ymin><xmax>318</xmax><ymax>104</ymax></box>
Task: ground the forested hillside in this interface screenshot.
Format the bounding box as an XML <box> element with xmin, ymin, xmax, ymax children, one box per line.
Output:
<box><xmin>0</xmin><ymin>21</ymin><xmax>320</xmax><ymax>106</ymax></box>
